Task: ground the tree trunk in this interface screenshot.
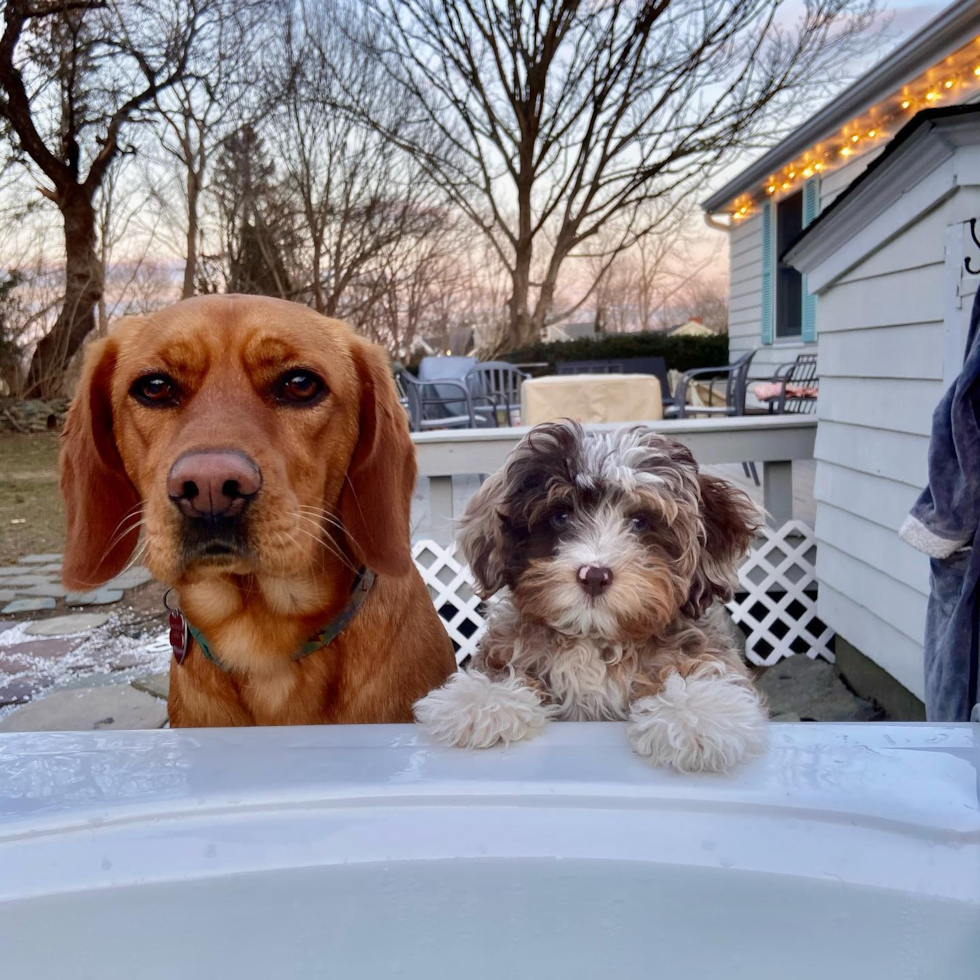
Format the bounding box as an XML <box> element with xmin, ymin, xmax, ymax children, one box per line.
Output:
<box><xmin>27</xmin><ymin>187</ymin><xmax>103</xmax><ymax>397</ymax></box>
<box><xmin>508</xmin><ymin>248</ymin><xmax>534</xmax><ymax>349</ymax></box>
<box><xmin>183</xmin><ymin>166</ymin><xmax>200</xmax><ymax>299</ymax></box>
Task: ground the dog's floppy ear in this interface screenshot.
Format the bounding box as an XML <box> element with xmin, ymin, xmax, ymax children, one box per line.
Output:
<box><xmin>457</xmin><ymin>466</ymin><xmax>509</xmax><ymax>598</ymax></box>
<box><xmin>61</xmin><ymin>336</ymin><xmax>141</xmax><ymax>590</ymax></box>
<box><xmin>685</xmin><ymin>474</ymin><xmax>761</xmax><ymax>618</ymax></box>
<box><xmin>340</xmin><ymin>340</ymin><xmax>416</xmax><ymax>577</ymax></box>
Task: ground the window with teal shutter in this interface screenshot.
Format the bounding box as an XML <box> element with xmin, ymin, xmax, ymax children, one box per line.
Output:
<box><xmin>801</xmin><ymin>176</ymin><xmax>820</xmax><ymax>343</ymax></box>
<box><xmin>760</xmin><ymin>200</ymin><xmax>774</xmax><ymax>345</ymax></box>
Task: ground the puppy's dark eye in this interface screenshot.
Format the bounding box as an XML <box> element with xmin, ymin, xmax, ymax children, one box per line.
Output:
<box><xmin>629</xmin><ymin>515</ymin><xmax>650</xmax><ymax>534</ymax></box>
<box><xmin>276</xmin><ymin>370</ymin><xmax>327</xmax><ymax>405</ymax></box>
<box><xmin>550</xmin><ymin>510</ymin><xmax>571</xmax><ymax>530</ymax></box>
<box><xmin>131</xmin><ymin>373</ymin><xmax>179</xmax><ymax>407</ymax></box>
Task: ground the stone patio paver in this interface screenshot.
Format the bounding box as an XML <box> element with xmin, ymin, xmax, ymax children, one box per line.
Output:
<box><xmin>2</xmin><ymin>574</ymin><xmax>52</xmax><ymax>588</ymax></box>
<box><xmin>0</xmin><ymin>637</ymin><xmax>81</xmax><ymax>667</ymax></box>
<box><xmin>17</xmin><ymin>553</ymin><xmax>64</xmax><ymax>564</ymax></box>
<box><xmin>18</xmin><ymin>583</ymin><xmax>68</xmax><ymax>598</ymax></box>
<box><xmin>2</xmin><ymin>597</ymin><xmax>57</xmax><ymax>614</ymax></box>
<box><xmin>0</xmin><ymin>685</ymin><xmax>167</xmax><ymax>731</ymax></box>
<box><xmin>65</xmin><ymin>588</ymin><xmax>124</xmax><ymax>606</ymax></box>
<box><xmin>105</xmin><ymin>567</ymin><xmax>154</xmax><ymax>589</ymax></box>
<box><xmin>0</xmin><ymin>678</ymin><xmax>40</xmax><ymax>707</ymax></box>
<box><xmin>36</xmin><ymin>563</ymin><xmax>63</xmax><ymax>574</ymax></box>
<box><xmin>0</xmin><ymin>590</ymin><xmax>15</xmax><ymax>603</ymax></box>
<box><xmin>131</xmin><ymin>672</ymin><xmax>170</xmax><ymax>700</ymax></box>
<box><xmin>25</xmin><ymin>612</ymin><xmax>110</xmax><ymax>636</ymax></box>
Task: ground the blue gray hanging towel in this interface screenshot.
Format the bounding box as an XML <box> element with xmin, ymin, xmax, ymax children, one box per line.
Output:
<box><xmin>899</xmin><ymin>286</ymin><xmax>980</xmax><ymax>721</ymax></box>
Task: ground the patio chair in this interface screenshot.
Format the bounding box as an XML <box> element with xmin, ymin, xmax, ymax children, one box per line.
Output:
<box><xmin>757</xmin><ymin>353</ymin><xmax>819</xmax><ymax>415</ymax></box>
<box><xmin>667</xmin><ymin>350</ymin><xmax>759</xmax><ymax>484</ymax></box>
<box><xmin>399</xmin><ymin>371</ymin><xmax>484</xmax><ymax>431</ymax></box>
<box><xmin>667</xmin><ymin>349</ymin><xmax>757</xmax><ymax>420</ymax></box>
<box><xmin>467</xmin><ymin>361</ymin><xmax>530</xmax><ymax>425</ymax></box>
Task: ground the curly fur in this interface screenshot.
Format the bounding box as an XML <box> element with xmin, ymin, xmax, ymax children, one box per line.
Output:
<box><xmin>416</xmin><ymin>421</ymin><xmax>768</xmax><ymax>773</ymax></box>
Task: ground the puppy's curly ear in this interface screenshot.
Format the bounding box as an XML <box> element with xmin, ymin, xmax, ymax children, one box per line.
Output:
<box><xmin>457</xmin><ymin>467</ymin><xmax>509</xmax><ymax>598</ymax></box>
<box><xmin>685</xmin><ymin>474</ymin><xmax>761</xmax><ymax>618</ymax></box>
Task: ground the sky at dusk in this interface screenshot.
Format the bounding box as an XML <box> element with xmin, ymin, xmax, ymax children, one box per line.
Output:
<box><xmin>694</xmin><ymin>0</ymin><xmax>947</xmax><ymax>275</ymax></box>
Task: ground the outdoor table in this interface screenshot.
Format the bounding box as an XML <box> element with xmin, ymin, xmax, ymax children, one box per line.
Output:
<box><xmin>521</xmin><ymin>372</ymin><xmax>663</xmax><ymax>425</ymax></box>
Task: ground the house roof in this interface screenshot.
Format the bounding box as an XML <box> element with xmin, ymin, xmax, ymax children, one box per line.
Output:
<box><xmin>701</xmin><ymin>0</ymin><xmax>980</xmax><ymax>214</ymax></box>
<box><xmin>783</xmin><ymin>102</ymin><xmax>980</xmax><ymax>289</ymax></box>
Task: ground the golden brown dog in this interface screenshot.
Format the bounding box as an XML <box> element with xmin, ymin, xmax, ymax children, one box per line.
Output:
<box><xmin>60</xmin><ymin>294</ymin><xmax>455</xmax><ymax>726</ymax></box>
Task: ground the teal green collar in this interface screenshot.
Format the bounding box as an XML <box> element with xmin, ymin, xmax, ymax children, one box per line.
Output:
<box><xmin>167</xmin><ymin>567</ymin><xmax>376</xmax><ymax>671</ymax></box>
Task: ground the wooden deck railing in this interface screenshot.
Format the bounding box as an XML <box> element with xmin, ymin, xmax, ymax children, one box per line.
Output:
<box><xmin>411</xmin><ymin>415</ymin><xmax>817</xmax><ymax>544</ymax></box>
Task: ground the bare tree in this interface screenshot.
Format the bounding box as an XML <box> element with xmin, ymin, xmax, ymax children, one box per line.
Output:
<box><xmin>360</xmin><ymin>0</ymin><xmax>877</xmax><ymax>348</ymax></box>
<box><xmin>0</xmin><ymin>0</ymin><xmax>212</xmax><ymax>394</ymax></box>
<box><xmin>270</xmin><ymin>2</ymin><xmax>448</xmax><ymax>321</ymax></box>
<box><xmin>676</xmin><ymin>275</ymin><xmax>730</xmax><ymax>333</ymax></box>
<box><xmin>210</xmin><ymin>123</ymin><xmax>298</xmax><ymax>297</ymax></box>
<box><xmin>95</xmin><ymin>156</ymin><xmax>169</xmax><ymax>334</ymax></box>
<box><xmin>153</xmin><ymin>4</ymin><xmax>265</xmax><ymax>298</ymax></box>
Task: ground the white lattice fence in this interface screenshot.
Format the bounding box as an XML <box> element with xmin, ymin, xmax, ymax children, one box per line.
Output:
<box><xmin>412</xmin><ymin>540</ymin><xmax>488</xmax><ymax>664</ymax></box>
<box><xmin>726</xmin><ymin>520</ymin><xmax>834</xmax><ymax>666</ymax></box>
<box><xmin>414</xmin><ymin>521</ymin><xmax>834</xmax><ymax>667</ymax></box>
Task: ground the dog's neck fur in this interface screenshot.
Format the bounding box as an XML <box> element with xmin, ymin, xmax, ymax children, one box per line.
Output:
<box><xmin>177</xmin><ymin>551</ymin><xmax>359</xmax><ymax>675</ymax></box>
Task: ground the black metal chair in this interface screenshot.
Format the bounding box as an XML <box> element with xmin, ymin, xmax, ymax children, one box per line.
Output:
<box><xmin>760</xmin><ymin>353</ymin><xmax>819</xmax><ymax>415</ymax></box>
<box><xmin>667</xmin><ymin>349</ymin><xmax>757</xmax><ymax>420</ymax></box>
<box><xmin>467</xmin><ymin>361</ymin><xmax>530</xmax><ymax>425</ymax></box>
<box><xmin>667</xmin><ymin>350</ymin><xmax>759</xmax><ymax>484</ymax></box>
<box><xmin>400</xmin><ymin>371</ymin><xmax>493</xmax><ymax>431</ymax></box>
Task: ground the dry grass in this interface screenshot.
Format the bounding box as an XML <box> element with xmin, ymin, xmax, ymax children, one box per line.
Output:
<box><xmin>0</xmin><ymin>432</ymin><xmax>64</xmax><ymax>565</ymax></box>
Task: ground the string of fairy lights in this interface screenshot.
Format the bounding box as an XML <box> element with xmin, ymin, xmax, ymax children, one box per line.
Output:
<box><xmin>729</xmin><ymin>42</ymin><xmax>980</xmax><ymax>221</ymax></box>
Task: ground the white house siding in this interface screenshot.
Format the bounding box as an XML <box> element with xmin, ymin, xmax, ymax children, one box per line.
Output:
<box><xmin>726</xmin><ymin>148</ymin><xmax>883</xmax><ymax>380</ymax></box>
<box><xmin>728</xmin><ymin>213</ymin><xmax>763</xmax><ymax>358</ymax></box>
<box><xmin>811</xmin><ymin>192</ymin><xmax>974</xmax><ymax>700</ymax></box>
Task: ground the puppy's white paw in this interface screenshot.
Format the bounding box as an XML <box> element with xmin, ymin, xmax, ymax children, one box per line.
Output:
<box><xmin>414</xmin><ymin>670</ymin><xmax>555</xmax><ymax>749</ymax></box>
<box><xmin>627</xmin><ymin>665</ymin><xmax>767</xmax><ymax>773</ymax></box>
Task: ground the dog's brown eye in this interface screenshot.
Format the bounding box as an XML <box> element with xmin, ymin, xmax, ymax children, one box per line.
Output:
<box><xmin>277</xmin><ymin>370</ymin><xmax>326</xmax><ymax>405</ymax></box>
<box><xmin>630</xmin><ymin>515</ymin><xmax>649</xmax><ymax>534</ymax></box>
<box><xmin>131</xmin><ymin>374</ymin><xmax>178</xmax><ymax>407</ymax></box>
<box><xmin>550</xmin><ymin>511</ymin><xmax>571</xmax><ymax>530</ymax></box>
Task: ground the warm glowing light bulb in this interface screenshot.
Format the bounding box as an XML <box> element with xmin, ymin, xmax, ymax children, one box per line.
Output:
<box><xmin>788</xmin><ymin>170</ymin><xmax>796</xmax><ymax>178</ymax></box>
<box><xmin>803</xmin><ymin>167</ymin><xmax>813</xmax><ymax>178</ymax></box>
<box><xmin>974</xmin><ymin>66</ymin><xmax>980</xmax><ymax>76</ymax></box>
<box><xmin>782</xmin><ymin>181</ymin><xmax>791</xmax><ymax>190</ymax></box>
<box><xmin>944</xmin><ymin>79</ymin><xmax>954</xmax><ymax>89</ymax></box>
<box><xmin>850</xmin><ymin>134</ymin><xmax>859</xmax><ymax>142</ymax></box>
<box><xmin>767</xmin><ymin>185</ymin><xmax>776</xmax><ymax>194</ymax></box>
<box><xmin>840</xmin><ymin>146</ymin><xmax>852</xmax><ymax>157</ymax></box>
<box><xmin>925</xmin><ymin>91</ymin><xmax>938</xmax><ymax>101</ymax></box>
<box><xmin>739</xmin><ymin>206</ymin><xmax>748</xmax><ymax>215</ymax></box>
<box><xmin>732</xmin><ymin>211</ymin><xmax>743</xmax><ymax>221</ymax></box>
<box><xmin>814</xmin><ymin>163</ymin><xmax>823</xmax><ymax>172</ymax></box>
<box><xmin>868</xmin><ymin>129</ymin><xmax>877</xmax><ymax>138</ymax></box>
<box><xmin>901</xmin><ymin>99</ymin><xmax>911</xmax><ymax>109</ymax></box>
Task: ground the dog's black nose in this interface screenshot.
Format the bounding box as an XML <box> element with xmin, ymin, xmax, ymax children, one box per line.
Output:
<box><xmin>578</xmin><ymin>564</ymin><xmax>613</xmax><ymax>597</ymax></box>
<box><xmin>167</xmin><ymin>450</ymin><xmax>261</xmax><ymax>521</ymax></box>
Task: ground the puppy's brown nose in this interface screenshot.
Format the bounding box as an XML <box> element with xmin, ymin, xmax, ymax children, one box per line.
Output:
<box><xmin>578</xmin><ymin>564</ymin><xmax>613</xmax><ymax>597</ymax></box>
<box><xmin>167</xmin><ymin>451</ymin><xmax>261</xmax><ymax>520</ymax></box>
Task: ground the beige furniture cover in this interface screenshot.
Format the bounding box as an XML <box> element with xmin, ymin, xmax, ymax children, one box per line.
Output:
<box><xmin>521</xmin><ymin>373</ymin><xmax>663</xmax><ymax>425</ymax></box>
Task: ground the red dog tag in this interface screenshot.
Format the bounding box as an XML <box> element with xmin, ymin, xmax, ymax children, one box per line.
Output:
<box><xmin>169</xmin><ymin>608</ymin><xmax>190</xmax><ymax>665</ymax></box>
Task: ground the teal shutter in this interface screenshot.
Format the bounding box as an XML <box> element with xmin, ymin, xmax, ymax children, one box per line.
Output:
<box><xmin>760</xmin><ymin>200</ymin><xmax>774</xmax><ymax>345</ymax></box>
<box><xmin>801</xmin><ymin>176</ymin><xmax>820</xmax><ymax>343</ymax></box>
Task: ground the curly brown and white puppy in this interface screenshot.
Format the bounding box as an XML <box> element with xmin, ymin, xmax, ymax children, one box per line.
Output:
<box><xmin>61</xmin><ymin>294</ymin><xmax>455</xmax><ymax>727</ymax></box>
<box><xmin>414</xmin><ymin>420</ymin><xmax>767</xmax><ymax>772</ymax></box>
